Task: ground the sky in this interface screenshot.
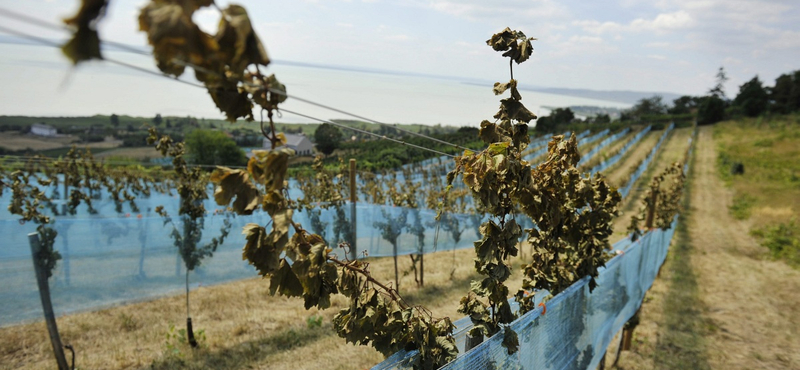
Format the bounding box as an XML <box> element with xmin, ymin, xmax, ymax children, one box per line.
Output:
<box><xmin>0</xmin><ymin>0</ymin><xmax>798</xmax><ymax>121</ymax></box>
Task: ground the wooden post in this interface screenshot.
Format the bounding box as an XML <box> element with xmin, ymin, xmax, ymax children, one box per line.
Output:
<box><xmin>61</xmin><ymin>174</ymin><xmax>70</xmax><ymax>285</ymax></box>
<box><xmin>28</xmin><ymin>233</ymin><xmax>69</xmax><ymax>370</ymax></box>
<box><xmin>349</xmin><ymin>159</ymin><xmax>357</xmax><ymax>261</ymax></box>
<box><xmin>645</xmin><ymin>191</ymin><xmax>659</xmax><ymax>229</ymax></box>
<box><xmin>420</xmin><ymin>248</ymin><xmax>424</xmax><ymax>287</ymax></box>
<box><xmin>621</xmin><ymin>308</ymin><xmax>640</xmax><ymax>351</ymax></box>
<box><xmin>465</xmin><ymin>333</ymin><xmax>483</xmax><ymax>352</ymax></box>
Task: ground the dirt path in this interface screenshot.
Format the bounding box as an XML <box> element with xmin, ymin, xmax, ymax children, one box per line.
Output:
<box><xmin>617</xmin><ymin>125</ymin><xmax>800</xmax><ymax>369</ymax></box>
<box><xmin>684</xmin><ymin>126</ymin><xmax>800</xmax><ymax>368</ymax></box>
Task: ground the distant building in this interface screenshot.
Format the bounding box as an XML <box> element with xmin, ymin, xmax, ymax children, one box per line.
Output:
<box><xmin>263</xmin><ymin>133</ymin><xmax>314</xmax><ymax>156</ymax></box>
<box><xmin>30</xmin><ymin>123</ymin><xmax>57</xmax><ymax>137</ymax></box>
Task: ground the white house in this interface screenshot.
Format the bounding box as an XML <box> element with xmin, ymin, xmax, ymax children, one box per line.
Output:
<box><xmin>30</xmin><ymin>123</ymin><xmax>58</xmax><ymax>137</ymax></box>
<box><xmin>263</xmin><ymin>133</ymin><xmax>314</xmax><ymax>156</ymax></box>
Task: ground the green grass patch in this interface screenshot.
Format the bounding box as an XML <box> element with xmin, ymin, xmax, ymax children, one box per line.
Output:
<box><xmin>750</xmin><ymin>220</ymin><xmax>800</xmax><ymax>268</ymax></box>
<box><xmin>729</xmin><ymin>194</ymin><xmax>756</xmax><ymax>220</ymax></box>
<box><xmin>752</xmin><ymin>138</ymin><xmax>774</xmax><ymax>147</ymax></box>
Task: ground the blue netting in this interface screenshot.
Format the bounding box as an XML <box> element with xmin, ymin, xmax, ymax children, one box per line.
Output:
<box><xmin>577</xmin><ymin>128</ymin><xmax>631</xmax><ymax>167</ymax></box>
<box><xmin>372</xmin><ymin>216</ymin><xmax>678</xmax><ymax>370</ymax></box>
<box><xmin>588</xmin><ymin>126</ymin><xmax>652</xmax><ymax>177</ymax></box>
<box><xmin>618</xmin><ymin>123</ymin><xmax>674</xmax><ymax>199</ymax></box>
<box><xmin>0</xmin><ymin>126</ymin><xmax>670</xmax><ymax>327</ymax></box>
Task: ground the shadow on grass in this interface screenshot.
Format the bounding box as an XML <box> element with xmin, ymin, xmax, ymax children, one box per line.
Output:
<box><xmin>651</xmin><ymin>139</ymin><xmax>711</xmax><ymax>370</ymax></box>
<box><xmin>148</xmin><ymin>322</ymin><xmax>334</xmax><ymax>370</ymax></box>
<box><xmin>145</xmin><ymin>268</ymin><xmax>480</xmax><ymax>370</ymax></box>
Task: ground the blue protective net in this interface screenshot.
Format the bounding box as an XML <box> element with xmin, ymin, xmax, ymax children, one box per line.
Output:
<box><xmin>588</xmin><ymin>126</ymin><xmax>652</xmax><ymax>177</ymax></box>
<box><xmin>0</xmin><ymin>126</ymin><xmax>661</xmax><ymax>327</ymax></box>
<box><xmin>577</xmin><ymin>128</ymin><xmax>631</xmax><ymax>167</ymax></box>
<box><xmin>372</xmin><ymin>217</ymin><xmax>678</xmax><ymax>370</ymax></box>
<box><xmin>618</xmin><ymin>123</ymin><xmax>674</xmax><ymax>199</ymax></box>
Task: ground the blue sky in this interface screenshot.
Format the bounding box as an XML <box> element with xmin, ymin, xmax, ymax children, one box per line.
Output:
<box><xmin>0</xmin><ymin>0</ymin><xmax>798</xmax><ymax>118</ymax></box>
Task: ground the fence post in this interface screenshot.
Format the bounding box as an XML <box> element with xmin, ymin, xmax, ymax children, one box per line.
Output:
<box><xmin>644</xmin><ymin>191</ymin><xmax>659</xmax><ymax>230</ymax></box>
<box><xmin>28</xmin><ymin>233</ymin><xmax>69</xmax><ymax>370</ymax></box>
<box><xmin>622</xmin><ymin>190</ymin><xmax>658</xmax><ymax>351</ymax></box>
<box><xmin>349</xmin><ymin>159</ymin><xmax>357</xmax><ymax>261</ymax></box>
<box><xmin>62</xmin><ymin>175</ymin><xmax>70</xmax><ymax>286</ymax></box>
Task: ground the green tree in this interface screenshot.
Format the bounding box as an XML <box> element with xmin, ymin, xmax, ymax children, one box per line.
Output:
<box><xmin>770</xmin><ymin>71</ymin><xmax>800</xmax><ymax>114</ymax></box>
<box><xmin>594</xmin><ymin>113</ymin><xmax>611</xmax><ymax>124</ymax></box>
<box><xmin>534</xmin><ymin>108</ymin><xmax>573</xmax><ymax>133</ymax></box>
<box><xmin>697</xmin><ymin>95</ymin><xmax>726</xmax><ymax>125</ymax></box>
<box><xmin>552</xmin><ymin>107</ymin><xmax>575</xmax><ymax>124</ymax></box>
<box><xmin>669</xmin><ymin>95</ymin><xmax>698</xmax><ymax>115</ymax></box>
<box><xmin>629</xmin><ymin>95</ymin><xmax>667</xmax><ymax>119</ymax></box>
<box><xmin>734</xmin><ymin>76</ymin><xmax>769</xmax><ymax>117</ymax></box>
<box><xmin>185</xmin><ymin>129</ymin><xmax>247</xmax><ymax>167</ymax></box>
<box><xmin>110</xmin><ymin>114</ymin><xmax>119</xmax><ymax>128</ymax></box>
<box><xmin>153</xmin><ymin>113</ymin><xmax>163</xmax><ymax>126</ymax></box>
<box><xmin>314</xmin><ymin>122</ymin><xmax>343</xmax><ymax>156</ymax></box>
<box><xmin>709</xmin><ymin>66</ymin><xmax>729</xmax><ymax>99</ymax></box>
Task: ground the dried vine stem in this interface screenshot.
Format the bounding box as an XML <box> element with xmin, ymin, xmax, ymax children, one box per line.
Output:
<box><xmin>212</xmin><ymin>147</ymin><xmax>457</xmax><ymax>368</ymax></box>
<box><xmin>628</xmin><ymin>161</ymin><xmax>687</xmax><ymax>240</ymax></box>
<box><xmin>446</xmin><ymin>28</ymin><xmax>621</xmax><ymax>354</ymax></box>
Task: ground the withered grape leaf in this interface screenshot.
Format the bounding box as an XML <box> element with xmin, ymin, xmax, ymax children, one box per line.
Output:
<box><xmin>207</xmin><ymin>83</ymin><xmax>254</xmax><ymax>122</ymax></box>
<box><xmin>210</xmin><ymin>167</ymin><xmax>259</xmax><ymax>214</ymax></box>
<box><xmin>138</xmin><ymin>2</ymin><xmax>218</xmax><ymax>77</ymax></box>
<box><xmin>61</xmin><ymin>0</ymin><xmax>108</xmax><ymax>64</ymax></box>
<box><xmin>215</xmin><ymin>5</ymin><xmax>270</xmax><ymax>76</ymax></box>
<box><xmin>502</xmin><ymin>326</ymin><xmax>519</xmax><ymax>354</ymax></box>
<box><xmin>61</xmin><ymin>27</ymin><xmax>102</xmax><ymax>64</ymax></box>
<box><xmin>248</xmin><ymin>148</ymin><xmax>292</xmax><ymax>191</ymax></box>
<box><xmin>269</xmin><ymin>259</ymin><xmax>304</xmax><ymax>297</ymax></box>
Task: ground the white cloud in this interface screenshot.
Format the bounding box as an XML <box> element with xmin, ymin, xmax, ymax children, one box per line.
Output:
<box><xmin>574</xmin><ymin>11</ymin><xmax>694</xmax><ymax>35</ymax></box>
<box><xmin>645</xmin><ymin>41</ymin><xmax>671</xmax><ymax>48</ymax></box>
<box><xmin>572</xmin><ymin>20</ymin><xmax>624</xmax><ymax>35</ymax></box>
<box><xmin>631</xmin><ymin>10</ymin><xmax>694</xmax><ymax>32</ymax></box>
<box><xmin>410</xmin><ymin>0</ymin><xmax>569</xmax><ymax>23</ymax></box>
<box><xmin>385</xmin><ymin>34</ymin><xmax>409</xmax><ymax>41</ymax></box>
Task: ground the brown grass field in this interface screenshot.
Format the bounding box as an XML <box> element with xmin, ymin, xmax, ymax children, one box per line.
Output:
<box><xmin>2</xmin><ymin>119</ymin><xmax>800</xmax><ymax>370</ymax></box>
<box><xmin>0</xmin><ymin>132</ymin><xmax>77</xmax><ymax>151</ymax></box>
<box><xmin>0</xmin><ymin>132</ymin><xmax>122</xmax><ymax>152</ymax></box>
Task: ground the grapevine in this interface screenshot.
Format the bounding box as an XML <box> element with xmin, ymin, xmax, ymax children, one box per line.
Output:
<box><xmin>446</xmin><ymin>28</ymin><xmax>621</xmax><ymax>353</ymax></box>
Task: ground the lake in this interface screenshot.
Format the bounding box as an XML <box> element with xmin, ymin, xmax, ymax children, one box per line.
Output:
<box><xmin>0</xmin><ymin>42</ymin><xmax>630</xmax><ymax>126</ymax></box>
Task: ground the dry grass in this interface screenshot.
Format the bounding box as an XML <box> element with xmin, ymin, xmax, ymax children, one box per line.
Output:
<box><xmin>0</xmin><ymin>132</ymin><xmax>76</xmax><ymax>151</ymax></box>
<box><xmin>0</xmin><ymin>132</ymin><xmax>122</xmax><ymax>152</ymax></box>
<box><xmin>95</xmin><ymin>147</ymin><xmax>160</xmax><ymax>160</ymax></box>
<box><xmin>0</xmin><ymin>244</ymin><xmax>529</xmax><ymax>370</ymax></box>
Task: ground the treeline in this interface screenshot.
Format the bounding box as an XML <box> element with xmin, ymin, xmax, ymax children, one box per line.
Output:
<box><xmin>291</xmin><ymin>126</ymin><xmax>484</xmax><ymax>174</ymax></box>
<box><xmin>533</xmin><ymin>67</ymin><xmax>800</xmax><ymax>133</ymax></box>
